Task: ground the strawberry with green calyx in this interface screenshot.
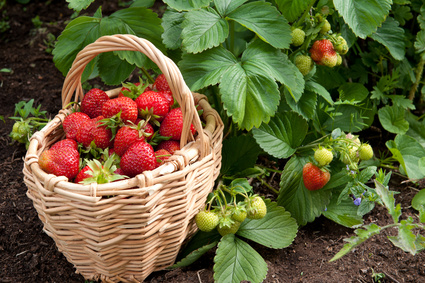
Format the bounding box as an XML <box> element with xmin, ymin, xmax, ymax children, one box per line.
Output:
<box><xmin>217</xmin><ymin>220</ymin><xmax>241</xmax><ymax>236</ymax></box>
<box><xmin>102</xmin><ymin>96</ymin><xmax>138</xmax><ymax>125</ymax></box>
<box><xmin>10</xmin><ymin>120</ymin><xmax>32</xmax><ymax>144</ymax></box>
<box><xmin>231</xmin><ymin>205</ymin><xmax>247</xmax><ymax>223</ymax></box>
<box><xmin>75</xmin><ymin>153</ymin><xmax>128</xmax><ymax>184</ymax></box>
<box><xmin>153</xmin><ymin>74</ymin><xmax>171</xmax><ymax>92</ymax></box>
<box><xmin>39</xmin><ymin>145</ymin><xmax>80</xmax><ymax>180</ymax></box>
<box><xmin>291</xmin><ymin>27</ymin><xmax>305</xmax><ymax>47</ymax></box>
<box><xmin>309</xmin><ymin>39</ymin><xmax>338</xmax><ymax>67</ymax></box>
<box><xmin>246</xmin><ymin>196</ymin><xmax>267</xmax><ymax>219</ymax></box>
<box><xmin>358</xmin><ymin>143</ymin><xmax>374</xmax><ymax>161</ymax></box>
<box><xmin>159</xmin><ymin>107</ymin><xmax>196</xmax><ymax>141</ymax></box>
<box><xmin>113</xmin><ymin>120</ymin><xmax>152</xmax><ymax>156</ymax></box>
<box><xmin>195</xmin><ymin>210</ymin><xmax>220</xmax><ymax>232</ymax></box>
<box><xmin>76</xmin><ymin>116</ymin><xmax>113</xmax><ymax>149</ymax></box>
<box><xmin>62</xmin><ymin>112</ymin><xmax>91</xmax><ymax>140</ymax></box>
<box><xmin>119</xmin><ymin>78</ymin><xmax>152</xmax><ymax>100</ymax></box>
<box><xmin>302</xmin><ymin>162</ymin><xmax>330</xmax><ymax>191</ymax></box>
<box><xmin>320</xmin><ymin>19</ymin><xmax>331</xmax><ymax>34</ymax></box>
<box><xmin>295</xmin><ymin>54</ymin><xmax>313</xmax><ymax>76</ymax></box>
<box><xmin>135</xmin><ymin>90</ymin><xmax>170</xmax><ymax>125</ymax></box>
<box><xmin>80</xmin><ymin>88</ymin><xmax>110</xmax><ymax>119</ymax></box>
<box><xmin>314</xmin><ymin>147</ymin><xmax>333</xmax><ymax>166</ymax></box>
<box><xmin>320</xmin><ymin>50</ymin><xmax>338</xmax><ymax>67</ymax></box>
<box><xmin>120</xmin><ymin>141</ymin><xmax>156</xmax><ymax>177</ymax></box>
<box><xmin>335</xmin><ymin>35</ymin><xmax>349</xmax><ymax>55</ymax></box>
<box><xmin>154</xmin><ymin>149</ymin><xmax>171</xmax><ymax>168</ymax></box>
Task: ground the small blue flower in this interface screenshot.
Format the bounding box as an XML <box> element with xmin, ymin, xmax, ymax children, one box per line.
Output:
<box><xmin>353</xmin><ymin>197</ymin><xmax>362</xmax><ymax>206</ymax></box>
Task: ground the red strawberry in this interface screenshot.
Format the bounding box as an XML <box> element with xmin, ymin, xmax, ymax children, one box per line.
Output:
<box><xmin>50</xmin><ymin>139</ymin><xmax>78</xmax><ymax>150</ymax></box>
<box><xmin>113</xmin><ymin>126</ymin><xmax>146</xmax><ymax>156</ymax></box>
<box><xmin>302</xmin><ymin>162</ymin><xmax>330</xmax><ymax>191</ymax></box>
<box><xmin>74</xmin><ymin>165</ymin><xmax>92</xmax><ymax>184</ymax></box>
<box><xmin>135</xmin><ymin>90</ymin><xmax>170</xmax><ymax>123</ymax></box>
<box><xmin>154</xmin><ymin>149</ymin><xmax>171</xmax><ymax>167</ymax></box>
<box><xmin>38</xmin><ymin>146</ymin><xmax>80</xmax><ymax>180</ymax></box>
<box><xmin>80</xmin><ymin>88</ymin><xmax>110</xmax><ymax>118</ymax></box>
<box><xmin>144</xmin><ymin>122</ymin><xmax>155</xmax><ymax>141</ymax></box>
<box><xmin>309</xmin><ymin>39</ymin><xmax>335</xmax><ymax>64</ymax></box>
<box><xmin>158</xmin><ymin>90</ymin><xmax>174</xmax><ymax>107</ymax></box>
<box><xmin>320</xmin><ymin>50</ymin><xmax>338</xmax><ymax>67</ymax></box>
<box><xmin>62</xmin><ymin>112</ymin><xmax>91</xmax><ymax>140</ymax></box>
<box><xmin>159</xmin><ymin>108</ymin><xmax>196</xmax><ymax>140</ymax></box>
<box><xmin>120</xmin><ymin>141</ymin><xmax>156</xmax><ymax>177</ymax></box>
<box><xmin>76</xmin><ymin>116</ymin><xmax>112</xmax><ymax>149</ymax></box>
<box><xmin>153</xmin><ymin>74</ymin><xmax>170</xmax><ymax>92</ymax></box>
<box><xmin>102</xmin><ymin>96</ymin><xmax>138</xmax><ymax>124</ymax></box>
<box><xmin>76</xmin><ymin>118</ymin><xmax>97</xmax><ymax>147</ymax></box>
<box><xmin>156</xmin><ymin>140</ymin><xmax>180</xmax><ymax>154</ymax></box>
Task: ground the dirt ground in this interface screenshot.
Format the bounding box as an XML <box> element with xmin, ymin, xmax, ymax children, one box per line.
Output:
<box><xmin>1</xmin><ymin>1</ymin><xmax>425</xmax><ymax>282</ymax></box>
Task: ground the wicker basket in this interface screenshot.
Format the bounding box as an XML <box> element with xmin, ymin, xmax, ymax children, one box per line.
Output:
<box><xmin>23</xmin><ymin>34</ymin><xmax>223</xmax><ymax>283</ymax></box>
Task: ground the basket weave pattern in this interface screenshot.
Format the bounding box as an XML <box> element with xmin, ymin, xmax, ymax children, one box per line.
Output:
<box><xmin>23</xmin><ymin>34</ymin><xmax>223</xmax><ymax>282</ymax></box>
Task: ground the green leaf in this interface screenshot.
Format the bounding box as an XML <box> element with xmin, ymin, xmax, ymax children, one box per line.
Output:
<box><xmin>176</xmin><ymin>230</ymin><xmax>221</xmax><ymax>261</ymax></box>
<box><xmin>333</xmin><ymin>0</ymin><xmax>392</xmax><ymax>39</ymax></box>
<box><xmin>406</xmin><ymin>111</ymin><xmax>425</xmax><ymax>148</ymax></box>
<box><xmin>220</xmin><ymin>135</ymin><xmax>262</xmax><ymax>176</ymax></box>
<box><xmin>338</xmin><ymin>83</ymin><xmax>369</xmax><ymax>102</ymax></box>
<box><xmin>414</xmin><ymin>30</ymin><xmax>425</xmax><ymax>54</ymax></box>
<box><xmin>277</xmin><ymin>156</ymin><xmax>332</xmax><ymax>226</ymax></box>
<box><xmin>305</xmin><ymin>81</ymin><xmax>333</xmax><ymax>105</ymax></box>
<box><xmin>284</xmin><ymin>88</ymin><xmax>317</xmax><ymax>120</ymax></box>
<box><xmin>181</xmin><ymin>7</ymin><xmax>229</xmax><ymax>53</ymax></box>
<box><xmin>378</xmin><ymin>105</ymin><xmax>409</xmax><ymax>134</ymax></box>
<box><xmin>412</xmin><ymin>189</ymin><xmax>425</xmax><ymax>212</ymax></box>
<box><xmin>242</xmin><ymin>39</ymin><xmax>304</xmax><ymax>102</ymax></box>
<box><xmin>66</xmin><ymin>0</ymin><xmax>94</xmax><ymax>12</ymax></box>
<box><xmin>275</xmin><ymin>0</ymin><xmax>311</xmax><ymax>22</ymax></box>
<box><xmin>386</xmin><ymin>135</ymin><xmax>425</xmax><ymax>180</ymax></box>
<box><xmin>237</xmin><ymin>200</ymin><xmax>298</xmax><ymax>248</ymax></box>
<box><xmin>214</xmin><ymin>234</ymin><xmax>268</xmax><ymax>283</ymax></box>
<box><xmin>161</xmin><ymin>9</ymin><xmax>185</xmax><ymax>50</ymax></box>
<box><xmin>388</xmin><ymin>218</ymin><xmax>422</xmax><ymax>255</ymax></box>
<box><xmin>323</xmin><ymin>193</ymin><xmax>364</xmax><ymax>228</ymax></box>
<box><xmin>171</xmin><ymin>241</ymin><xmax>218</xmax><ymax>268</ymax></box>
<box><xmin>214</xmin><ymin>0</ymin><xmax>248</xmax><ymax>16</ymax></box>
<box><xmin>370</xmin><ymin>17</ymin><xmax>406</xmax><ymax>61</ymax></box>
<box><xmin>163</xmin><ymin>0</ymin><xmax>211</xmax><ymax>11</ymax></box>
<box><xmin>227</xmin><ymin>1</ymin><xmax>291</xmax><ymax>49</ymax></box>
<box><xmin>97</xmin><ymin>52</ymin><xmax>135</xmax><ymax>85</ymax></box>
<box><xmin>220</xmin><ymin>66</ymin><xmax>280</xmax><ymax>130</ymax></box>
<box><xmin>330</xmin><ymin>223</ymin><xmax>382</xmax><ymax>262</ymax></box>
<box><xmin>374</xmin><ymin>180</ymin><xmax>402</xmax><ymax>223</ymax></box>
<box><xmin>179</xmin><ymin>46</ymin><xmax>237</xmax><ymax>91</ymax></box>
<box><xmin>323</xmin><ymin>104</ymin><xmax>366</xmax><ymax>133</ymax></box>
<box><xmin>252</xmin><ymin>112</ymin><xmax>308</xmax><ymax>159</ymax></box>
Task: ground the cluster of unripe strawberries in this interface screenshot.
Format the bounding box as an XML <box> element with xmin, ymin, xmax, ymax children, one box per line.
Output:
<box><xmin>290</xmin><ymin>16</ymin><xmax>349</xmax><ymax>76</ymax></box>
<box><xmin>38</xmin><ymin>74</ymin><xmax>196</xmax><ymax>185</ymax></box>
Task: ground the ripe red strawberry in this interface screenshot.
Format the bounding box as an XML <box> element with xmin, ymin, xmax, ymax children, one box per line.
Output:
<box><xmin>144</xmin><ymin>122</ymin><xmax>154</xmax><ymax>141</ymax></box>
<box><xmin>156</xmin><ymin>140</ymin><xmax>180</xmax><ymax>154</ymax></box>
<box><xmin>120</xmin><ymin>141</ymin><xmax>156</xmax><ymax>177</ymax></box>
<box><xmin>153</xmin><ymin>74</ymin><xmax>171</xmax><ymax>92</ymax></box>
<box><xmin>74</xmin><ymin>165</ymin><xmax>92</xmax><ymax>184</ymax></box>
<box><xmin>302</xmin><ymin>162</ymin><xmax>330</xmax><ymax>191</ymax></box>
<box><xmin>159</xmin><ymin>108</ymin><xmax>196</xmax><ymax>140</ymax></box>
<box><xmin>113</xmin><ymin>126</ymin><xmax>146</xmax><ymax>156</ymax></box>
<box><xmin>80</xmin><ymin>88</ymin><xmax>110</xmax><ymax>118</ymax></box>
<box><xmin>309</xmin><ymin>39</ymin><xmax>335</xmax><ymax>64</ymax></box>
<box><xmin>158</xmin><ymin>90</ymin><xmax>174</xmax><ymax>107</ymax></box>
<box><xmin>50</xmin><ymin>139</ymin><xmax>78</xmax><ymax>150</ymax></box>
<box><xmin>39</xmin><ymin>146</ymin><xmax>80</xmax><ymax>180</ymax></box>
<box><xmin>76</xmin><ymin>116</ymin><xmax>112</xmax><ymax>149</ymax></box>
<box><xmin>154</xmin><ymin>148</ymin><xmax>171</xmax><ymax>167</ymax></box>
<box><xmin>102</xmin><ymin>96</ymin><xmax>138</xmax><ymax>124</ymax></box>
<box><xmin>62</xmin><ymin>112</ymin><xmax>91</xmax><ymax>140</ymax></box>
<box><xmin>135</xmin><ymin>90</ymin><xmax>170</xmax><ymax>123</ymax></box>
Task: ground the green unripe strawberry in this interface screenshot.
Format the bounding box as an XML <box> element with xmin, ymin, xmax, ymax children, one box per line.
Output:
<box><xmin>231</xmin><ymin>206</ymin><xmax>247</xmax><ymax>223</ymax></box>
<box><xmin>359</xmin><ymin>144</ymin><xmax>373</xmax><ymax>161</ymax></box>
<box><xmin>295</xmin><ymin>55</ymin><xmax>313</xmax><ymax>76</ymax></box>
<box><xmin>320</xmin><ymin>19</ymin><xmax>331</xmax><ymax>34</ymax></box>
<box><xmin>335</xmin><ymin>36</ymin><xmax>349</xmax><ymax>55</ymax></box>
<box><xmin>336</xmin><ymin>53</ymin><xmax>342</xmax><ymax>66</ymax></box>
<box><xmin>341</xmin><ymin>146</ymin><xmax>359</xmax><ymax>165</ymax></box>
<box><xmin>314</xmin><ymin>147</ymin><xmax>333</xmax><ymax>166</ymax></box>
<box><xmin>291</xmin><ymin>28</ymin><xmax>305</xmax><ymax>47</ymax></box>
<box><xmin>195</xmin><ymin>210</ymin><xmax>219</xmax><ymax>232</ymax></box>
<box><xmin>217</xmin><ymin>221</ymin><xmax>241</xmax><ymax>236</ymax></box>
<box><xmin>10</xmin><ymin>120</ymin><xmax>31</xmax><ymax>144</ymax></box>
<box><xmin>246</xmin><ymin>196</ymin><xmax>267</xmax><ymax>220</ymax></box>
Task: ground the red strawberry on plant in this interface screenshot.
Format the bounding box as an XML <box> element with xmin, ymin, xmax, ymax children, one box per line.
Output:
<box><xmin>154</xmin><ymin>149</ymin><xmax>171</xmax><ymax>167</ymax></box>
<box><xmin>120</xmin><ymin>141</ymin><xmax>156</xmax><ymax>177</ymax></box>
<box><xmin>38</xmin><ymin>146</ymin><xmax>80</xmax><ymax>180</ymax></box>
<box><xmin>153</xmin><ymin>74</ymin><xmax>171</xmax><ymax>92</ymax></box>
<box><xmin>302</xmin><ymin>162</ymin><xmax>330</xmax><ymax>191</ymax></box>
<box><xmin>159</xmin><ymin>108</ymin><xmax>196</xmax><ymax>141</ymax></box>
<box><xmin>135</xmin><ymin>90</ymin><xmax>170</xmax><ymax>124</ymax></box>
<box><xmin>102</xmin><ymin>96</ymin><xmax>138</xmax><ymax>124</ymax></box>
<box><xmin>80</xmin><ymin>88</ymin><xmax>110</xmax><ymax>118</ymax></box>
<box><xmin>62</xmin><ymin>112</ymin><xmax>91</xmax><ymax>140</ymax></box>
<box><xmin>309</xmin><ymin>39</ymin><xmax>336</xmax><ymax>67</ymax></box>
<box><xmin>156</xmin><ymin>140</ymin><xmax>180</xmax><ymax>154</ymax></box>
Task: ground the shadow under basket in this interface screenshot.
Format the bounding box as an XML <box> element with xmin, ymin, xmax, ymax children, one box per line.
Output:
<box><xmin>22</xmin><ymin>34</ymin><xmax>223</xmax><ymax>283</ymax></box>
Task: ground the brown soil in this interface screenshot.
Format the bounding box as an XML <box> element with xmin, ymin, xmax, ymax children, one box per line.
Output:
<box><xmin>1</xmin><ymin>1</ymin><xmax>425</xmax><ymax>283</ymax></box>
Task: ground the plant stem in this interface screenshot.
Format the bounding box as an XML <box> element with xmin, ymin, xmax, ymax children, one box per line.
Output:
<box><xmin>295</xmin><ymin>0</ymin><xmax>316</xmax><ymax>27</ymax></box>
<box><xmin>141</xmin><ymin>67</ymin><xmax>155</xmax><ymax>84</ymax></box>
<box><xmin>408</xmin><ymin>53</ymin><xmax>425</xmax><ymax>101</ymax></box>
<box><xmin>257</xmin><ymin>177</ymin><xmax>279</xmax><ymax>195</ymax></box>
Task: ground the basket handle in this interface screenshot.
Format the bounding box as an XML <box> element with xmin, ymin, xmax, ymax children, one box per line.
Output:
<box><xmin>61</xmin><ymin>34</ymin><xmax>205</xmax><ymax>154</ymax></box>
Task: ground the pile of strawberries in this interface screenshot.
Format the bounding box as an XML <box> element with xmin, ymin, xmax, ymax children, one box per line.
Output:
<box><xmin>38</xmin><ymin>74</ymin><xmax>197</xmax><ymax>184</ymax></box>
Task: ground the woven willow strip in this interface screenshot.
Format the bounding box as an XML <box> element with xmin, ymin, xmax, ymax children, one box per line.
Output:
<box><xmin>23</xmin><ymin>34</ymin><xmax>223</xmax><ymax>283</ymax></box>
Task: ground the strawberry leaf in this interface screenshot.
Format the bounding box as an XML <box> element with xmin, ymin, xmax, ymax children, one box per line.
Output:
<box><xmin>66</xmin><ymin>0</ymin><xmax>95</xmax><ymax>12</ymax></box>
<box><xmin>163</xmin><ymin>0</ymin><xmax>211</xmax><ymax>11</ymax></box>
<box><xmin>170</xmin><ymin>241</ymin><xmax>218</xmax><ymax>268</ymax></box>
<box><xmin>370</xmin><ymin>17</ymin><xmax>406</xmax><ymax>61</ymax></box>
<box><xmin>274</xmin><ymin>0</ymin><xmax>311</xmax><ymax>23</ymax></box>
<box><xmin>237</xmin><ymin>199</ymin><xmax>298</xmax><ymax>249</ymax></box>
<box><xmin>227</xmin><ymin>1</ymin><xmax>291</xmax><ymax>49</ymax></box>
<box><xmin>181</xmin><ymin>7</ymin><xmax>229</xmax><ymax>54</ymax></box>
<box><xmin>214</xmin><ymin>234</ymin><xmax>268</xmax><ymax>283</ymax></box>
<box><xmin>252</xmin><ymin>112</ymin><xmax>308</xmax><ymax>159</ymax></box>
<box><xmin>161</xmin><ymin>9</ymin><xmax>185</xmax><ymax>50</ymax></box>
